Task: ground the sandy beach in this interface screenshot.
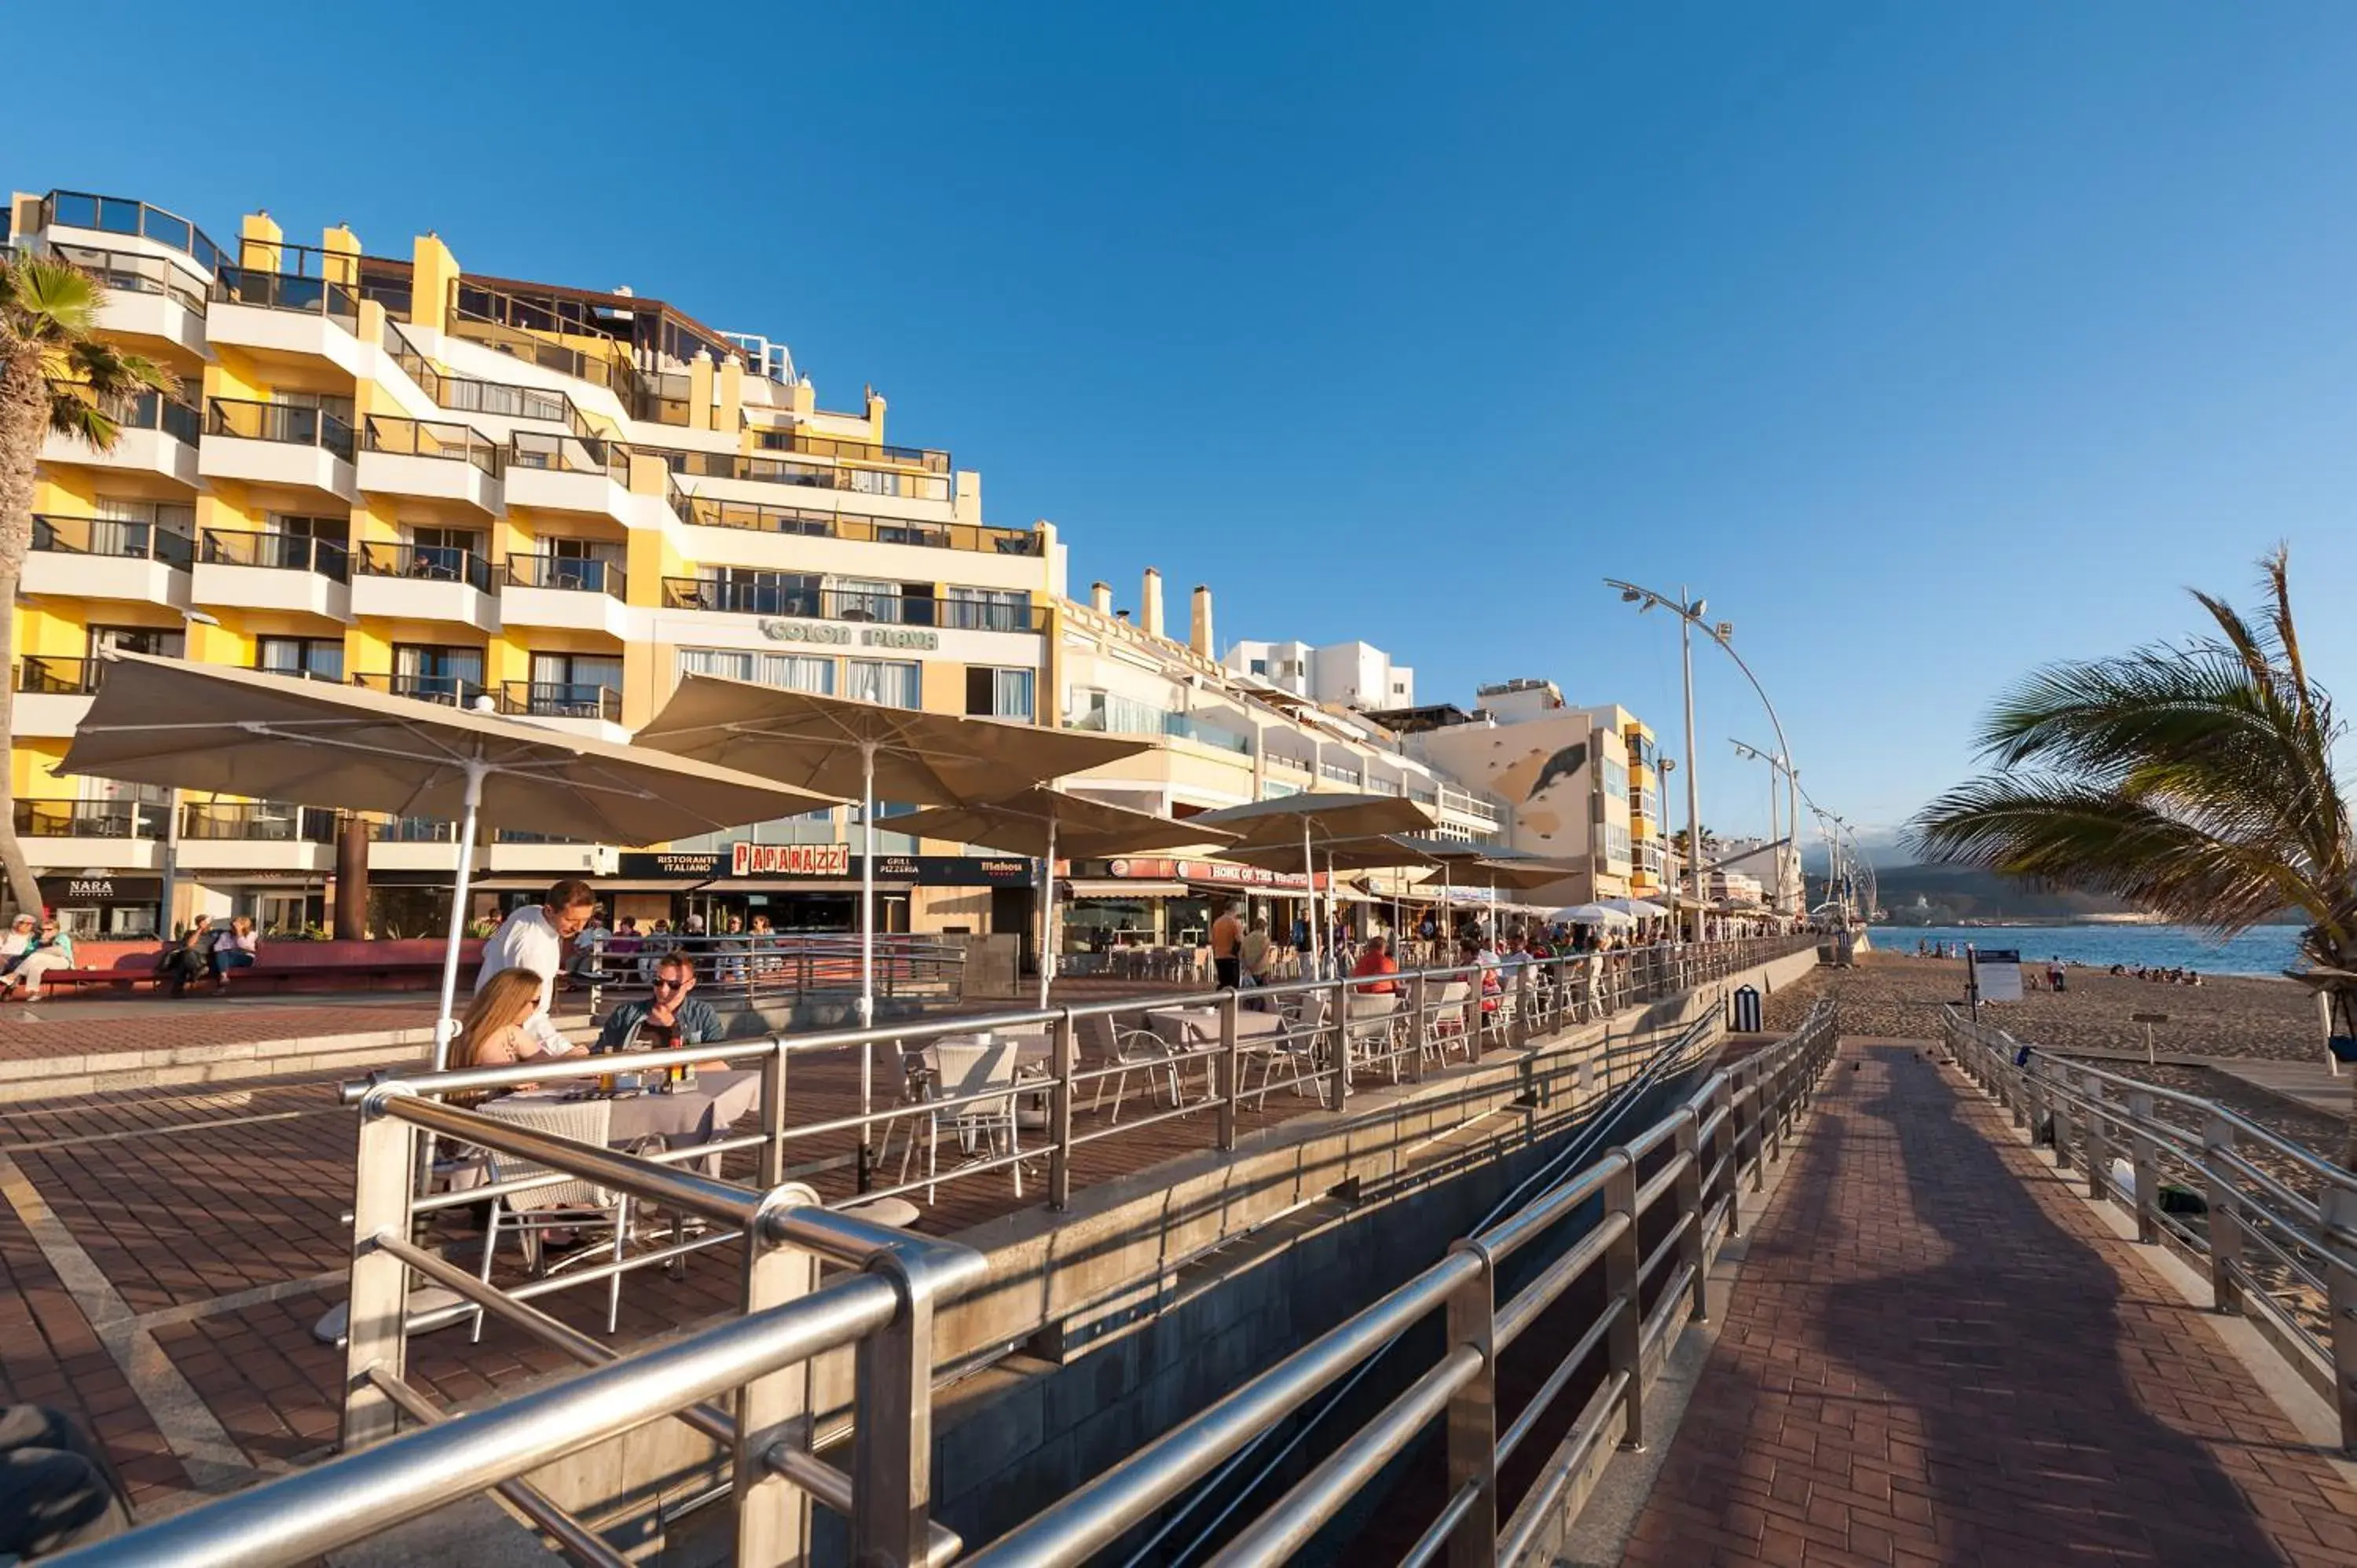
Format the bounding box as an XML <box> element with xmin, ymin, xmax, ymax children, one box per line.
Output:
<box><xmin>1762</xmin><ymin>951</ymin><xmax>2321</xmax><ymax>1063</ymax></box>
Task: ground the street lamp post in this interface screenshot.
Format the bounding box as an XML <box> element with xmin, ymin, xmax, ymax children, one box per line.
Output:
<box><xmin>1729</xmin><ymin>738</ymin><xmax>1799</xmax><ymax>916</ymax></box>
<box><xmin>1607</xmin><ymin>577</ymin><xmax>1804</xmax><ymax>938</ymax></box>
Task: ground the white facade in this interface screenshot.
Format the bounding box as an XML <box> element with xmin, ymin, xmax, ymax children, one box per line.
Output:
<box><xmin>1222</xmin><ymin>637</ymin><xmax>1413</xmax><ymax>711</ymax></box>
<box><xmin>1712</xmin><ymin>835</ymin><xmax>1804</xmax><ymax>914</ymax></box>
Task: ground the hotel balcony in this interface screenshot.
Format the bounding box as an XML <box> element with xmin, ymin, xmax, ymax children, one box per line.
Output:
<box><xmin>174</xmin><ymin>803</ymin><xmax>338</xmax><ymax>874</ymax></box>
<box><xmin>662</xmin><ymin>447</ymin><xmax>953</xmax><ymax>503</ymax></box>
<box><xmin>660</xmin><ymin>578</ymin><xmax>1047</xmax><ymax>633</ymax></box>
<box><xmin>350</xmin><ymin>543</ymin><xmax>500</xmax><ymax>632</ymax></box>
<box><xmin>40</xmin><ymin>389</ymin><xmax>202</xmax><ymax>490</ymax></box>
<box><xmin>205</xmin><ymin>265</ymin><xmax>365</xmax><ymax>376</ymax></box>
<box><xmin>366</xmin><ymin>815</ymin><xmax>614</xmax><ymax>877</ymax></box>
<box><xmin>498</xmin><ymin>680</ymin><xmax>630</xmax><ymax>744</ymax></box>
<box><xmin>192</xmin><ymin>529</ymin><xmax>352</xmax><ymax>621</ymax></box>
<box><xmin>356</xmin><ymin>416</ymin><xmax>504</xmax><ymax>516</ymax></box>
<box><xmin>502</xmin><ymin>430</ymin><xmax>636</xmax><ymax>526</ymax></box>
<box><xmin>48</xmin><ymin>243</ymin><xmax>208</xmax><ymax>359</ymax></box>
<box><xmin>199</xmin><ymin>399</ymin><xmax>358</xmax><ymax>504</ymax></box>
<box><xmin>350</xmin><ymin>672</ymin><xmax>490</xmax><ymax>709</ymax></box>
<box><xmin>677</xmin><ymin>493</ymin><xmax>1040</xmax><ymax>557</ymax></box>
<box><xmin>13</xmin><ymin>797</ymin><xmax>165</xmax><ymax>874</ymax></box>
<box><xmin>503</xmin><ymin>555</ymin><xmax>632</xmax><ymax>639</ymax></box>
<box><xmin>25</xmin><ymin>513</ymin><xmax>193</xmax><ymax>609</ymax></box>
<box><xmin>12</xmin><ymin>656</ymin><xmax>102</xmax><ymax>738</ymax></box>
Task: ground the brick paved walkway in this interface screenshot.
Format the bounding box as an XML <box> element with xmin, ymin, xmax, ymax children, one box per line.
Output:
<box><xmin>1620</xmin><ymin>1039</ymin><xmax>2357</xmax><ymax>1568</ymax></box>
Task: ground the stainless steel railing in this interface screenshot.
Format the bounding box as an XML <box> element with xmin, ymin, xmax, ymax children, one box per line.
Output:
<box><xmin>1941</xmin><ymin>1007</ymin><xmax>2357</xmax><ymax>1449</ymax></box>
<box><xmin>54</xmin><ymin>1085</ymin><xmax>990</xmax><ymax>1568</ymax></box>
<box><xmin>586</xmin><ymin>929</ymin><xmax>969</xmax><ymax>1007</ymax></box>
<box><xmin>958</xmin><ymin>997</ymin><xmax>1841</xmax><ymax>1566</ymax></box>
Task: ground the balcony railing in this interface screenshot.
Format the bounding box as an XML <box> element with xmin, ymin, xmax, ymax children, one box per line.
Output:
<box><xmin>352</xmin><ymin>672</ymin><xmax>489</xmax><ymax>707</ymax></box>
<box><xmin>211</xmin><ymin>265</ymin><xmax>359</xmax><ymax>328</ymax></box>
<box><xmin>252</xmin><ymin>661</ymin><xmax>344</xmax><ymax>683</ymax></box>
<box><xmin>31</xmin><ymin>512</ymin><xmax>195</xmax><ymax>569</ymax></box>
<box><xmin>660</xmin><ymin>578</ymin><xmax>1044</xmax><ymax>631</ymax></box>
<box><xmin>508</xmin><ymin>429</ymin><xmax>632</xmax><ymax>484</ymax></box>
<box><xmin>48</xmin><ymin>243</ymin><xmax>208</xmax><ymax>313</ymax></box>
<box><xmin>38</xmin><ymin>190</ymin><xmax>225</xmax><ymax>274</ymax></box>
<box><xmin>676</xmin><ymin>494</ymin><xmax>1041</xmax><ymax>555</ymax></box>
<box><xmin>372</xmin><ymin>815</ymin><xmax>587</xmax><ymax>845</ymax></box>
<box><xmin>207</xmin><ymin>398</ymin><xmax>356</xmax><ymax>463</ymax></box>
<box><xmin>361</xmin><ymin>416</ymin><xmax>504</xmax><ymax>478</ymax></box>
<box><xmin>49</xmin><ymin>380</ymin><xmax>202</xmax><ymax>448</ymax></box>
<box><xmin>506</xmin><ymin>554</ymin><xmax>626</xmax><ymax>598</ymax></box>
<box><xmin>383</xmin><ymin>321</ymin><xmax>599</xmax><ymax>441</ymax></box>
<box><xmin>445</xmin><ymin>295</ymin><xmax>632</xmax><ymax>394</ymax></box>
<box><xmin>15</xmin><ymin>656</ymin><xmax>103</xmax><ymax>695</ymax></box>
<box><xmin>499</xmin><ymin>681</ymin><xmax>622</xmax><ymax>723</ymax></box>
<box><xmin>200</xmin><ymin>529</ymin><xmax>351</xmax><ymax>581</ymax></box>
<box><xmin>654</xmin><ymin>448</ymin><xmax>951</xmax><ymax>501</ymax></box>
<box><xmin>181</xmin><ymin>803</ymin><xmax>337</xmax><ymax>843</ymax></box>
<box><xmin>751</xmin><ymin>428</ymin><xmax>951</xmax><ymax>474</ymax></box>
<box><xmin>1067</xmin><ymin>701</ymin><xmax>1253</xmax><ymax>757</ymax></box>
<box><xmin>355</xmin><ymin>543</ymin><xmax>495</xmax><ymax>595</ymax></box>
<box><xmin>13</xmin><ymin>798</ymin><xmax>166</xmax><ymax>838</ymax></box>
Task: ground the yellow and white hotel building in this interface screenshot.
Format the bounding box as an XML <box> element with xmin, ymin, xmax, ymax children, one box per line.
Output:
<box><xmin>8</xmin><ymin>187</ymin><xmax>1058</xmax><ymax>937</ymax></box>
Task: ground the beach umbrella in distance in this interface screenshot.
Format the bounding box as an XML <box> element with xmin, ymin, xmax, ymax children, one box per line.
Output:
<box><xmin>1548</xmin><ymin>902</ymin><xmax>1639</xmax><ymax>929</ymax></box>
<box><xmin>1191</xmin><ymin>794</ymin><xmax>1436</xmax><ymax>976</ymax></box>
<box><xmin>60</xmin><ymin>653</ymin><xmax>839</xmax><ymax>1061</ymax></box>
<box><xmin>885</xmin><ymin>787</ymin><xmax>1237</xmax><ymax>1006</ymax></box>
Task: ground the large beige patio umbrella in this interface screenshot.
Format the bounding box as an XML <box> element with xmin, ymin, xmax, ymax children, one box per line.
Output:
<box><xmin>886</xmin><ymin>787</ymin><xmax>1237</xmax><ymax>1006</ymax></box>
<box><xmin>60</xmin><ymin>654</ymin><xmax>840</xmax><ymax>1059</ymax></box>
<box><xmin>1191</xmin><ymin>794</ymin><xmax>1435</xmax><ymax>977</ymax></box>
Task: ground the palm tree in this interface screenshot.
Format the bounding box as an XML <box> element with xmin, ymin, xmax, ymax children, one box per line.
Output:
<box><xmin>0</xmin><ymin>252</ymin><xmax>178</xmax><ymax>915</ymax></box>
<box><xmin>1912</xmin><ymin>548</ymin><xmax>2357</xmax><ymax>1159</ymax></box>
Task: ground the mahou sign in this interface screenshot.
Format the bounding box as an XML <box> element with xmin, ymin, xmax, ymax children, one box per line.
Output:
<box><xmin>731</xmin><ymin>842</ymin><xmax>852</xmax><ymax>877</ymax></box>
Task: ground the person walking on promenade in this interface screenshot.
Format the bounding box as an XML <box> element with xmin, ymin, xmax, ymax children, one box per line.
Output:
<box><xmin>1209</xmin><ymin>897</ymin><xmax>1244</xmax><ymax>988</ymax></box>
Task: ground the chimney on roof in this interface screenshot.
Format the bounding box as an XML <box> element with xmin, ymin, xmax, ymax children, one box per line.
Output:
<box><xmin>1141</xmin><ymin>569</ymin><xmax>1164</xmax><ymax>640</ymax></box>
<box><xmin>1190</xmin><ymin>584</ymin><xmax>1214</xmax><ymax>657</ymax></box>
<box><xmin>1090</xmin><ymin>581</ymin><xmax>1113</xmax><ymax>615</ymax></box>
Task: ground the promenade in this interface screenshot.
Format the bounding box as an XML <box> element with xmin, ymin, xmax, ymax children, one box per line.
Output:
<box><xmin>1612</xmin><ymin>1039</ymin><xmax>2357</xmax><ymax>1568</ymax></box>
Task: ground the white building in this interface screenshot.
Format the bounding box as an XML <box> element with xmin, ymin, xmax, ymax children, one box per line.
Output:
<box><xmin>1222</xmin><ymin>637</ymin><xmax>1413</xmax><ymax>712</ymax></box>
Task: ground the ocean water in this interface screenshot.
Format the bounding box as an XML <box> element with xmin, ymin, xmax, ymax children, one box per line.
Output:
<box><xmin>1871</xmin><ymin>924</ymin><xmax>2303</xmax><ymax>977</ymax></box>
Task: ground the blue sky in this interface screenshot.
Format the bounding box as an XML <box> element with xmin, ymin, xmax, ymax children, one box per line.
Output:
<box><xmin>13</xmin><ymin>2</ymin><xmax>2357</xmax><ymax>856</ymax></box>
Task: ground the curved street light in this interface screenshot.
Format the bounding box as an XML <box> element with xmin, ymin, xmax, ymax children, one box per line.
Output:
<box><xmin>1728</xmin><ymin>738</ymin><xmax>1799</xmax><ymax>914</ymax></box>
<box><xmin>1607</xmin><ymin>577</ymin><xmax>1803</xmax><ymax>929</ymax></box>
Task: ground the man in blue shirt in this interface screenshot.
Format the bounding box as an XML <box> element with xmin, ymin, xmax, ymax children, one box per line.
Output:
<box><xmin>596</xmin><ymin>951</ymin><xmax>725</xmax><ymax>1053</ymax></box>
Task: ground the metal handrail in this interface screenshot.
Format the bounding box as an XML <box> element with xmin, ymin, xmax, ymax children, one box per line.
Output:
<box><xmin>1941</xmin><ymin>1006</ymin><xmax>2357</xmax><ymax>1449</ymax></box>
<box><xmin>961</xmin><ymin>996</ymin><xmax>1840</xmax><ymax>1566</ymax></box>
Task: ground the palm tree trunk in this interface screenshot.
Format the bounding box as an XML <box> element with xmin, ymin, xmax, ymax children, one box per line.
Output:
<box><xmin>0</xmin><ymin>354</ymin><xmax>50</xmax><ymax>918</ymax></box>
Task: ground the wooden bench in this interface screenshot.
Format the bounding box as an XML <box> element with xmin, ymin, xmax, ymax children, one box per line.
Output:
<box><xmin>35</xmin><ymin>938</ymin><xmax>487</xmax><ymax>998</ymax></box>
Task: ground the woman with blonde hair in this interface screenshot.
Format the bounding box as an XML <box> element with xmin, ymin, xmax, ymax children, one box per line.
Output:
<box><xmin>449</xmin><ymin>969</ymin><xmax>555</xmax><ymax>1104</ymax></box>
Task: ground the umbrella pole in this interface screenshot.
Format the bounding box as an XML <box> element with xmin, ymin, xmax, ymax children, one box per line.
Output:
<box><xmin>432</xmin><ymin>758</ymin><xmax>486</xmax><ymax>1070</ymax></box>
<box><xmin>858</xmin><ymin>740</ymin><xmax>876</xmax><ymax>1194</ymax></box>
<box><xmin>1039</xmin><ymin>815</ymin><xmax>1058</xmax><ymax>1011</ymax></box>
<box><xmin>1303</xmin><ymin>820</ymin><xmax>1319</xmax><ymax>980</ymax></box>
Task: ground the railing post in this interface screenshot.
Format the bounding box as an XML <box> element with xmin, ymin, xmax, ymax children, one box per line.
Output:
<box><xmin>1674</xmin><ymin>1107</ymin><xmax>1709</xmax><ymax>1323</ymax></box>
<box><xmin>1442</xmin><ymin>1241</ymin><xmax>1498</xmax><ymax>1566</ymax></box>
<box><xmin>1216</xmin><ymin>988</ymin><xmax>1241</xmax><ymax>1152</ymax></box>
<box><xmin>1049</xmin><ymin>1010</ymin><xmax>1077</xmax><ymax>1210</ymax></box>
<box><xmin>853</xmin><ymin>1240</ymin><xmax>944</xmax><ymax>1568</ymax></box>
<box><xmin>1604</xmin><ymin>1151</ymin><xmax>1646</xmax><ymax>1451</ymax></box>
<box><xmin>2008</xmin><ymin>1041</ymin><xmax>2029</xmax><ymax>1129</ymax></box>
<box><xmin>340</xmin><ymin>1094</ymin><xmax>416</xmax><ymax>1452</ymax></box>
<box><xmin>1714</xmin><ymin>1075</ymin><xmax>1743</xmax><ymax>1240</ymax></box>
<box><xmin>1329</xmin><ymin>975</ymin><xmax>1352</xmax><ymax>1111</ymax></box>
<box><xmin>2318</xmin><ymin>1185</ymin><xmax>2357</xmax><ymax>1451</ymax></box>
<box><xmin>2085</xmin><ymin>1076</ymin><xmax>2112</xmax><ymax>1201</ymax></box>
<box><xmin>736</xmin><ymin>1192</ymin><xmax>820</xmax><ymax>1568</ymax></box>
<box><xmin>758</xmin><ymin>1039</ymin><xmax>786</xmax><ymax>1189</ymax></box>
<box><xmin>2128</xmin><ymin>1090</ymin><xmax>2160</xmax><ymax>1244</ymax></box>
<box><xmin>2050</xmin><ymin>1064</ymin><xmax>2074</xmax><ymax>1174</ymax></box>
<box><xmin>1406</xmin><ymin>970</ymin><xmax>1429</xmax><ymax>1084</ymax></box>
<box><xmin>2202</xmin><ymin>1114</ymin><xmax>2245</xmax><ymax>1315</ymax></box>
<box><xmin>1510</xmin><ymin>963</ymin><xmax>1533</xmax><ymax>1050</ymax></box>
<box><xmin>1761</xmin><ymin>1061</ymin><xmax>1783</xmax><ymax>1167</ymax></box>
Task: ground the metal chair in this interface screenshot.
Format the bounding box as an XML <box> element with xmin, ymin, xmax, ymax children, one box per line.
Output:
<box><xmin>1425</xmin><ymin>980</ymin><xmax>1475</xmax><ymax>1065</ymax></box>
<box><xmin>1080</xmin><ymin>1012</ymin><xmax>1186</xmax><ymax>1123</ymax></box>
<box><xmin>471</xmin><ymin>1097</ymin><xmax>632</xmax><ymax>1338</ymax></box>
<box><xmin>1345</xmin><ymin>993</ymin><xmax>1403</xmax><ymax>1081</ymax></box>
<box><xmin>1255</xmin><ymin>991</ymin><xmax>1330</xmax><ymax>1107</ymax></box>
<box><xmin>918</xmin><ymin>1039</ymin><xmax>1021</xmax><ymax>1202</ymax></box>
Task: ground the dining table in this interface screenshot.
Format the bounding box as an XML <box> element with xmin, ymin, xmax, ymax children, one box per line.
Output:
<box><xmin>504</xmin><ymin>1064</ymin><xmax>766</xmax><ymax>1177</ymax></box>
<box><xmin>1142</xmin><ymin>1006</ymin><xmax>1291</xmax><ymax>1096</ymax></box>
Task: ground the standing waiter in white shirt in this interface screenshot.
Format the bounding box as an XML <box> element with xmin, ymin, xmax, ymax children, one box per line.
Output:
<box><xmin>474</xmin><ymin>878</ymin><xmax>596</xmax><ymax>1057</ymax></box>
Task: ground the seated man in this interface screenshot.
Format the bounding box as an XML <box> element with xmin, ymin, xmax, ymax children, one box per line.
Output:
<box><xmin>597</xmin><ymin>952</ymin><xmax>724</xmax><ymax>1053</ymax></box>
<box><xmin>1350</xmin><ymin>934</ymin><xmax>1400</xmax><ymax>995</ymax></box>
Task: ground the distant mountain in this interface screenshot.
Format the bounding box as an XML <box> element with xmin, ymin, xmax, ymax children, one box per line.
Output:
<box><xmin>1866</xmin><ymin>863</ymin><xmax>2302</xmax><ymax>925</ymax></box>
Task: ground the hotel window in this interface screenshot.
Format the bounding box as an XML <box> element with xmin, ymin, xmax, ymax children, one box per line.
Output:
<box><xmin>392</xmin><ymin>644</ymin><xmax>486</xmax><ymax>702</ymax></box>
<box><xmin>412</xmin><ymin>525</ymin><xmax>484</xmax><ymax>579</ymax></box>
<box><xmin>256</xmin><ymin>636</ymin><xmax>342</xmax><ymax>682</ymax></box>
<box><xmin>89</xmin><ymin>625</ymin><xmax>185</xmax><ymax>659</ymax></box>
<box><xmin>528</xmin><ymin>653</ymin><xmax>623</xmax><ymax>716</ymax></box>
<box><xmin>1249</xmin><ymin>659</ymin><xmax>1268</xmax><ymax>676</ymax></box>
<box><xmin>966</xmin><ymin>666</ymin><xmax>1035</xmax><ymax>720</ymax></box>
<box><xmin>844</xmin><ymin>658</ymin><xmax>920</xmax><ymax>709</ymax></box>
<box><xmin>676</xmin><ymin>648</ymin><xmax>835</xmax><ymax>694</ymax></box>
<box><xmin>944</xmin><ymin>586</ymin><xmax>1032</xmax><ymax>632</ymax></box>
<box><xmin>696</xmin><ymin>567</ymin><xmax>819</xmax><ymax>617</ymax></box>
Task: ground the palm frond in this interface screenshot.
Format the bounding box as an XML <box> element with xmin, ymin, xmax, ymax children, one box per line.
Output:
<box><xmin>0</xmin><ymin>254</ymin><xmax>103</xmax><ymax>345</ymax></box>
<box><xmin>44</xmin><ymin>387</ymin><xmax>119</xmax><ymax>450</ymax></box>
<box><xmin>63</xmin><ymin>338</ymin><xmax>174</xmax><ymax>401</ymax></box>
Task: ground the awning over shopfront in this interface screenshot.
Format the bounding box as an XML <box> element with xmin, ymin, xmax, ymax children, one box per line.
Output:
<box><xmin>1067</xmin><ymin>879</ymin><xmax>1188</xmax><ymax>899</ymax></box>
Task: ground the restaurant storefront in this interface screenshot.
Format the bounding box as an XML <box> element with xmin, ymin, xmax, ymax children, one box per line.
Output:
<box><xmin>613</xmin><ymin>848</ymin><xmax>1035</xmax><ymax>936</ymax></box>
<box><xmin>40</xmin><ymin>874</ymin><xmax>163</xmax><ymax>937</ymax></box>
<box><xmin>1060</xmin><ymin>856</ymin><xmax>1337</xmax><ymax>955</ymax></box>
